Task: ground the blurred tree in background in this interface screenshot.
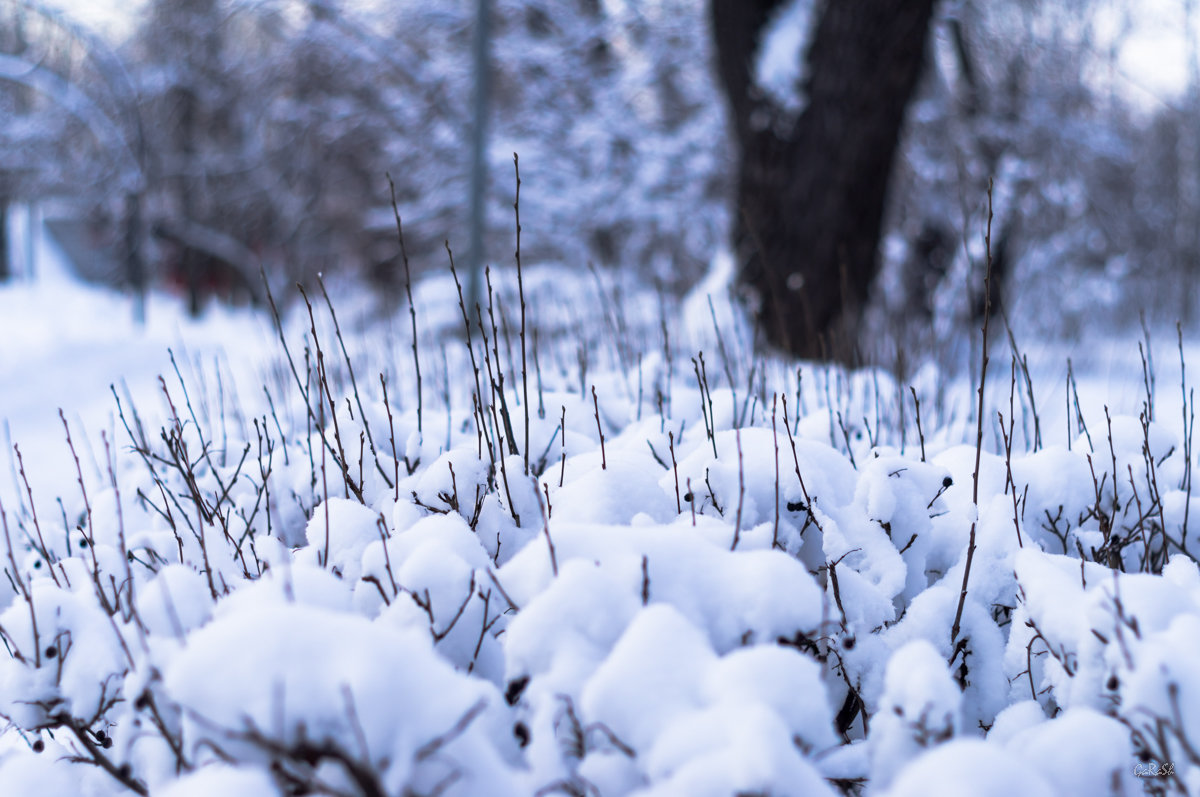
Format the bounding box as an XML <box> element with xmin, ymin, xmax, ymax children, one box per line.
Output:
<box><xmin>712</xmin><ymin>0</ymin><xmax>938</xmax><ymax>360</ymax></box>
<box><xmin>1</xmin><ymin>0</ymin><xmax>1200</xmax><ymax>357</ymax></box>
<box><xmin>881</xmin><ymin>0</ymin><xmax>1146</xmax><ymax>357</ymax></box>
<box><xmin>0</xmin><ymin>0</ymin><xmax>726</xmax><ymax>311</ymax></box>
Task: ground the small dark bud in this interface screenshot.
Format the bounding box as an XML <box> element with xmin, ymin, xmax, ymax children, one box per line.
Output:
<box><xmin>44</xmin><ymin>646</ymin><xmax>57</xmax><ymax>659</ymax></box>
<box><xmin>33</xmin><ymin>560</ymin><xmax>42</xmax><ymax>570</ymax></box>
<box><xmin>101</xmin><ymin>736</ymin><xmax>113</xmax><ymax>749</ymax></box>
<box><xmin>95</xmin><ymin>730</ymin><xmax>107</xmax><ymax>742</ymax></box>
<box><xmin>843</xmin><ymin>636</ymin><xmax>856</xmax><ymax>650</ymax></box>
<box><xmin>79</xmin><ymin>539</ymin><xmax>88</xmax><ymax>549</ymax></box>
<box><xmin>514</xmin><ymin>722</ymin><xmax>530</xmax><ymax>747</ymax></box>
<box><xmin>683</xmin><ymin>491</ymin><xmax>694</xmax><ymax>503</ymax></box>
<box><xmin>893</xmin><ymin>706</ymin><xmax>903</xmax><ymax>716</ymax></box>
<box><xmin>942</xmin><ymin>476</ymin><xmax>953</xmax><ymax>488</ymax></box>
<box><xmin>32</xmin><ymin>739</ymin><xmax>44</xmax><ymax>753</ymax></box>
<box><xmin>134</xmin><ymin>694</ymin><xmax>150</xmax><ymax>711</ymax></box>
<box><xmin>505</xmin><ymin>675</ymin><xmax>529</xmax><ymax>706</ymax></box>
<box><xmin>117</xmin><ymin>764</ymin><xmax>132</xmax><ymax>779</ymax></box>
<box><xmin>1107</xmin><ymin>674</ymin><xmax>1120</xmax><ymax>691</ymax></box>
<box><xmin>786</xmin><ymin>500</ymin><xmax>807</xmax><ymax>513</ymax></box>
<box><xmin>127</xmin><ymin>552</ymin><xmax>134</xmax><ymax>562</ymax></box>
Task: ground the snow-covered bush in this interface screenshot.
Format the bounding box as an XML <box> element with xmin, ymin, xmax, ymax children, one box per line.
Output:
<box><xmin>0</xmin><ymin>256</ymin><xmax>1197</xmax><ymax>795</ymax></box>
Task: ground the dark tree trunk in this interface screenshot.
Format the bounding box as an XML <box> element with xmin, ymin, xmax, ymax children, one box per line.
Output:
<box><xmin>712</xmin><ymin>0</ymin><xmax>939</xmax><ymax>360</ymax></box>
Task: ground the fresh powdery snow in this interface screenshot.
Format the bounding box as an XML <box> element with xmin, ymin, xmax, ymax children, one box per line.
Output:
<box><xmin>2</xmin><ymin>258</ymin><xmax>1200</xmax><ymax>795</ymax></box>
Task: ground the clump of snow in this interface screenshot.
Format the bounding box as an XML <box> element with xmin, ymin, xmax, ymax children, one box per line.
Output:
<box><xmin>164</xmin><ymin>603</ymin><xmax>523</xmax><ymax>796</ymax></box>
<box><xmin>881</xmin><ymin>739</ymin><xmax>1056</xmax><ymax>797</ymax></box>
<box><xmin>871</xmin><ymin>639</ymin><xmax>961</xmax><ymax>790</ymax></box>
<box><xmin>156</xmin><ymin>764</ymin><xmax>282</xmax><ymax>797</ymax></box>
<box><xmin>0</xmin><ymin>580</ymin><xmax>129</xmax><ymax>728</ymax></box>
<box><xmin>136</xmin><ymin>564</ymin><xmax>215</xmax><ymax>638</ymax></box>
<box><xmin>304</xmin><ymin>496</ymin><xmax>382</xmax><ymax>581</ymax></box>
<box><xmin>1004</xmin><ymin>707</ymin><xmax>1134</xmax><ymax>796</ymax></box>
<box><xmin>580</xmin><ymin>604</ymin><xmax>715</xmax><ymax>753</ymax></box>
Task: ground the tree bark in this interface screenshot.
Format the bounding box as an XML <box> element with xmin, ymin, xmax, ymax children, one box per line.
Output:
<box><xmin>712</xmin><ymin>0</ymin><xmax>939</xmax><ymax>360</ymax></box>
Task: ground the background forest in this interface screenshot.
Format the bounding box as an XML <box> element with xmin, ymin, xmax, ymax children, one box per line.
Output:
<box><xmin>1</xmin><ymin>0</ymin><xmax>1196</xmax><ymax>354</ymax></box>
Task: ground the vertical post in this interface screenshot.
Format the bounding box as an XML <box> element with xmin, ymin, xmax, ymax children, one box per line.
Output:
<box><xmin>466</xmin><ymin>0</ymin><xmax>492</xmax><ymax>321</ymax></box>
<box><xmin>0</xmin><ymin>199</ymin><xmax>8</xmax><ymax>281</ymax></box>
<box><xmin>1183</xmin><ymin>0</ymin><xmax>1199</xmax><ymax>320</ymax></box>
<box><xmin>125</xmin><ymin>192</ymin><xmax>146</xmax><ymax>324</ymax></box>
<box><xmin>25</xmin><ymin>201</ymin><xmax>36</xmax><ymax>280</ymax></box>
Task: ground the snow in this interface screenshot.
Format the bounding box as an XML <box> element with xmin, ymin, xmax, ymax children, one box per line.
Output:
<box><xmin>637</xmin><ymin>701</ymin><xmax>835</xmax><ymax>797</ymax></box>
<box><xmin>580</xmin><ymin>604</ymin><xmax>715</xmax><ymax>753</ymax></box>
<box><xmin>870</xmin><ymin>639</ymin><xmax>961</xmax><ymax>791</ymax></box>
<box><xmin>304</xmin><ymin>496</ymin><xmax>383</xmax><ymax>581</ymax></box>
<box><xmin>880</xmin><ymin>739</ymin><xmax>1056</xmax><ymax>797</ymax></box>
<box><xmin>703</xmin><ymin>645</ymin><xmax>837</xmax><ymax>753</ymax></box>
<box><xmin>553</xmin><ymin>448</ymin><xmax>676</xmax><ymax>525</ymax></box>
<box><xmin>136</xmin><ymin>564</ymin><xmax>215</xmax><ymax>638</ymax></box>
<box><xmin>6</xmin><ymin>259</ymin><xmax>1200</xmax><ymax>794</ymax></box>
<box><xmin>0</xmin><ymin>746</ymin><xmax>115</xmax><ymax>796</ymax></box>
<box><xmin>0</xmin><ymin>578</ymin><xmax>129</xmax><ymax>727</ymax></box>
<box><xmin>156</xmin><ymin>764</ymin><xmax>282</xmax><ymax>797</ymax></box>
<box><xmin>0</xmin><ymin>243</ymin><xmax>271</xmax><ymax>532</ymax></box>
<box><xmin>164</xmin><ymin>603</ymin><xmax>523</xmax><ymax>796</ymax></box>
<box><xmin>1004</xmin><ymin>707</ymin><xmax>1134</xmax><ymax>796</ymax></box>
<box><xmin>753</xmin><ymin>0</ymin><xmax>812</xmax><ymax>118</ymax></box>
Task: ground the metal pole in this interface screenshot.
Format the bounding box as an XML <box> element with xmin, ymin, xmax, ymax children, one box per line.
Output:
<box><xmin>466</xmin><ymin>0</ymin><xmax>491</xmax><ymax>322</ymax></box>
<box><xmin>25</xmin><ymin>201</ymin><xmax>35</xmax><ymax>280</ymax></box>
<box><xmin>0</xmin><ymin>201</ymin><xmax>8</xmax><ymax>281</ymax></box>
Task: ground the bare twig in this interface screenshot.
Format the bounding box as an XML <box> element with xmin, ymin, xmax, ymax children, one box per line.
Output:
<box><xmin>951</xmin><ymin>179</ymin><xmax>996</xmax><ymax>648</ymax></box>
<box><xmin>387</xmin><ymin>174</ymin><xmax>423</xmax><ymax>436</ymax></box>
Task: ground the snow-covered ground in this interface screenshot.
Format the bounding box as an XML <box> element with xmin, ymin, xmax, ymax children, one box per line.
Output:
<box><xmin>0</xmin><ymin>247</ymin><xmax>1198</xmax><ymax>795</ymax></box>
<box><xmin>0</xmin><ymin>236</ymin><xmax>273</xmax><ymax>525</ymax></box>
